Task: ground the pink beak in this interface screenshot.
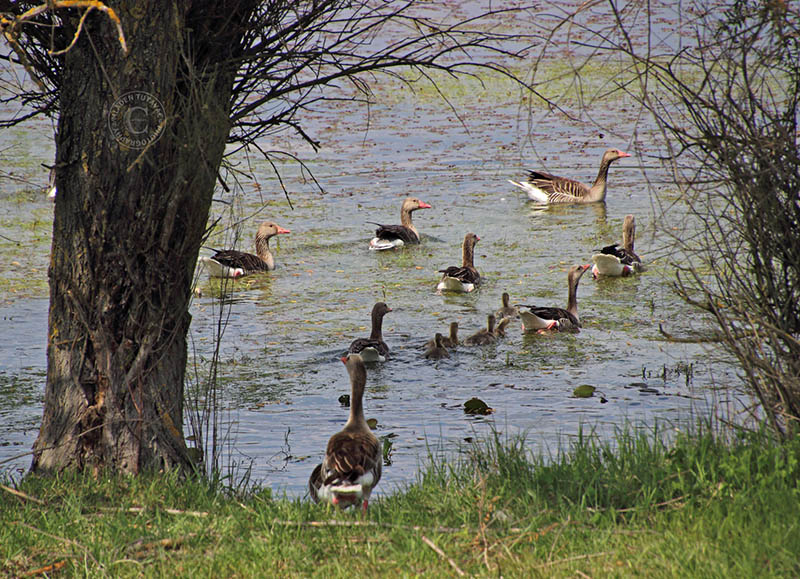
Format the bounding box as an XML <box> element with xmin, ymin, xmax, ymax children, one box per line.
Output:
<box><xmin>618</xmin><ymin>150</ymin><xmax>632</xmax><ymax>158</ymax></box>
<box><xmin>419</xmin><ymin>201</ymin><xmax>432</xmax><ymax>209</ymax></box>
<box><xmin>277</xmin><ymin>227</ymin><xmax>291</xmax><ymax>234</ymax></box>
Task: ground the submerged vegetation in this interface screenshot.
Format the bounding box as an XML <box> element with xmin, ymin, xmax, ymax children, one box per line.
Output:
<box><xmin>2</xmin><ymin>425</ymin><xmax>799</xmax><ymax>577</ymax></box>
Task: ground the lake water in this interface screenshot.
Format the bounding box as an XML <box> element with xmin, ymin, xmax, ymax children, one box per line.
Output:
<box><xmin>0</xmin><ymin>2</ymin><xmax>745</xmax><ymax>498</ymax></box>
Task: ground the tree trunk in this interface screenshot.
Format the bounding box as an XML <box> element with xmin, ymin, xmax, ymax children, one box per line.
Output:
<box><xmin>31</xmin><ymin>1</ymin><xmax>253</xmax><ymax>474</ymax></box>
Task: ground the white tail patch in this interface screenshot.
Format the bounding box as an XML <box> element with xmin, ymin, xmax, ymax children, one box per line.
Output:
<box><xmin>199</xmin><ymin>256</ymin><xmax>244</xmax><ymax>279</ymax></box>
<box><xmin>591</xmin><ymin>254</ymin><xmax>629</xmax><ymax>277</ymax></box>
<box><xmin>508</xmin><ymin>179</ymin><xmax>549</xmax><ymax>204</ymax></box>
<box><xmin>437</xmin><ymin>277</ymin><xmax>475</xmax><ymax>293</ymax></box>
<box><xmin>369</xmin><ymin>237</ymin><xmax>403</xmax><ymax>251</ymax></box>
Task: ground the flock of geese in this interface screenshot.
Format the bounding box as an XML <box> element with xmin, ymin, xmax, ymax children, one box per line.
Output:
<box><xmin>197</xmin><ymin>148</ymin><xmax>641</xmax><ymax>512</ymax></box>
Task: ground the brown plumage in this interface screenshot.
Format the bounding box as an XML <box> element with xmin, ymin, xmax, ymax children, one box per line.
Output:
<box><xmin>465</xmin><ymin>314</ymin><xmax>498</xmax><ymax>345</ymax></box>
<box><xmin>518</xmin><ymin>265</ymin><xmax>591</xmax><ymax>332</ymax></box>
<box><xmin>348</xmin><ymin>302</ymin><xmax>392</xmax><ymax>362</ymax></box>
<box><xmin>509</xmin><ymin>148</ymin><xmax>631</xmax><ymax>204</ymax></box>
<box><xmin>495</xmin><ymin>292</ymin><xmax>519</xmax><ymax>320</ymax></box>
<box><xmin>201</xmin><ymin>221</ymin><xmax>290</xmax><ymax>277</ymax></box>
<box><xmin>308</xmin><ymin>354</ymin><xmax>382</xmax><ymax>512</ymax></box>
<box><xmin>425</xmin><ymin>321</ymin><xmax>459</xmax><ymax>349</ymax></box>
<box><xmin>592</xmin><ymin>214</ymin><xmax>643</xmax><ymax>277</ymax></box>
<box><xmin>437</xmin><ymin>233</ymin><xmax>481</xmax><ymax>293</ymax></box>
<box><xmin>493</xmin><ymin>316</ymin><xmax>511</xmax><ymax>337</ymax></box>
<box><xmin>369</xmin><ymin>197</ymin><xmax>432</xmax><ymax>250</ymax></box>
<box><xmin>424</xmin><ymin>333</ymin><xmax>450</xmax><ymax>360</ymax></box>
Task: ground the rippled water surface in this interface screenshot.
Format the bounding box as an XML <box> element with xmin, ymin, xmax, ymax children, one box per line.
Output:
<box><xmin>0</xmin><ymin>3</ymin><xmax>743</xmax><ymax>497</ymax></box>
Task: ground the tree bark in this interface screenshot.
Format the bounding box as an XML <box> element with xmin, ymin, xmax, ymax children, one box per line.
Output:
<box><xmin>31</xmin><ymin>1</ymin><xmax>253</xmax><ymax>474</ymax></box>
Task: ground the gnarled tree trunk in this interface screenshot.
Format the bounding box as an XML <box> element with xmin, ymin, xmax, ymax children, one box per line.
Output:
<box><xmin>31</xmin><ymin>1</ymin><xmax>255</xmax><ymax>474</ymax></box>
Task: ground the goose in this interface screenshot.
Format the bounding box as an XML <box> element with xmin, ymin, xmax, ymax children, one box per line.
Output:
<box><xmin>425</xmin><ymin>321</ymin><xmax>459</xmax><ymax>349</ymax></box>
<box><xmin>508</xmin><ymin>148</ymin><xmax>631</xmax><ymax>204</ymax></box>
<box><xmin>493</xmin><ymin>316</ymin><xmax>512</xmax><ymax>337</ymax></box>
<box><xmin>424</xmin><ymin>333</ymin><xmax>450</xmax><ymax>360</ymax></box>
<box><xmin>465</xmin><ymin>314</ymin><xmax>498</xmax><ymax>345</ymax></box>
<box><xmin>309</xmin><ymin>353</ymin><xmax>382</xmax><ymax>512</ymax></box>
<box><xmin>518</xmin><ymin>264</ymin><xmax>590</xmax><ymax>332</ymax></box>
<box><xmin>199</xmin><ymin>221</ymin><xmax>290</xmax><ymax>278</ymax></box>
<box><xmin>348</xmin><ymin>302</ymin><xmax>392</xmax><ymax>362</ymax></box>
<box><xmin>591</xmin><ymin>214</ymin><xmax>643</xmax><ymax>278</ymax></box>
<box><xmin>436</xmin><ymin>233</ymin><xmax>481</xmax><ymax>293</ymax></box>
<box><xmin>495</xmin><ymin>292</ymin><xmax>519</xmax><ymax>320</ymax></box>
<box><xmin>368</xmin><ymin>197</ymin><xmax>432</xmax><ymax>250</ymax></box>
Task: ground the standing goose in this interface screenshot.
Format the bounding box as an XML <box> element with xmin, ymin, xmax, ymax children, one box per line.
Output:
<box><xmin>199</xmin><ymin>221</ymin><xmax>290</xmax><ymax>278</ymax></box>
<box><xmin>518</xmin><ymin>264</ymin><xmax>591</xmax><ymax>332</ymax></box>
<box><xmin>591</xmin><ymin>214</ymin><xmax>643</xmax><ymax>278</ymax></box>
<box><xmin>309</xmin><ymin>354</ymin><xmax>382</xmax><ymax>512</ymax></box>
<box><xmin>425</xmin><ymin>321</ymin><xmax>459</xmax><ymax>349</ymax></box>
<box><xmin>495</xmin><ymin>292</ymin><xmax>520</xmax><ymax>320</ymax></box>
<box><xmin>348</xmin><ymin>302</ymin><xmax>392</xmax><ymax>362</ymax></box>
<box><xmin>436</xmin><ymin>233</ymin><xmax>481</xmax><ymax>293</ymax></box>
<box><xmin>508</xmin><ymin>148</ymin><xmax>631</xmax><ymax>204</ymax></box>
<box><xmin>424</xmin><ymin>333</ymin><xmax>450</xmax><ymax>360</ymax></box>
<box><xmin>368</xmin><ymin>197</ymin><xmax>432</xmax><ymax>250</ymax></box>
<box><xmin>465</xmin><ymin>314</ymin><xmax>498</xmax><ymax>345</ymax></box>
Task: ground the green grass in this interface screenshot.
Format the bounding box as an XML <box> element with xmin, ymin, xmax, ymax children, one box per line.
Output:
<box><xmin>2</xmin><ymin>425</ymin><xmax>799</xmax><ymax>577</ymax></box>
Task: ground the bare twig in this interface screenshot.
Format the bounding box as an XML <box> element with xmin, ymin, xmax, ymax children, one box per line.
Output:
<box><xmin>14</xmin><ymin>521</ymin><xmax>102</xmax><ymax>568</ymax></box>
<box><xmin>0</xmin><ymin>484</ymin><xmax>45</xmax><ymax>505</ymax></box>
<box><xmin>22</xmin><ymin>559</ymin><xmax>69</xmax><ymax>577</ymax></box>
<box><xmin>533</xmin><ymin>551</ymin><xmax>612</xmax><ymax>569</ymax></box>
<box><xmin>421</xmin><ymin>534</ymin><xmax>466</xmax><ymax>577</ymax></box>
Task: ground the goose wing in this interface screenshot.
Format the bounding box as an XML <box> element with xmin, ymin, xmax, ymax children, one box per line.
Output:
<box><xmin>438</xmin><ymin>266</ymin><xmax>481</xmax><ymax>284</ymax></box>
<box><xmin>322</xmin><ymin>430</ymin><xmax>382</xmax><ymax>488</ymax></box>
<box><xmin>209</xmin><ymin>249</ymin><xmax>267</xmax><ymax>272</ymax></box>
<box><xmin>371</xmin><ymin>223</ymin><xmax>419</xmax><ymax>244</ymax></box>
<box><xmin>527</xmin><ymin>170</ymin><xmax>591</xmax><ymax>202</ymax></box>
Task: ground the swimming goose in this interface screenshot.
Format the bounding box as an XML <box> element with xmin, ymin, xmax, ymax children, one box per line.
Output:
<box><xmin>508</xmin><ymin>148</ymin><xmax>631</xmax><ymax>204</ymax></box>
<box><xmin>424</xmin><ymin>333</ymin><xmax>450</xmax><ymax>360</ymax></box>
<box><xmin>591</xmin><ymin>214</ymin><xmax>643</xmax><ymax>278</ymax></box>
<box><xmin>368</xmin><ymin>197</ymin><xmax>432</xmax><ymax>250</ymax></box>
<box><xmin>309</xmin><ymin>354</ymin><xmax>382</xmax><ymax>512</ymax></box>
<box><xmin>425</xmin><ymin>321</ymin><xmax>459</xmax><ymax>349</ymax></box>
<box><xmin>493</xmin><ymin>316</ymin><xmax>512</xmax><ymax>337</ymax></box>
<box><xmin>465</xmin><ymin>314</ymin><xmax>498</xmax><ymax>345</ymax></box>
<box><xmin>348</xmin><ymin>302</ymin><xmax>392</xmax><ymax>362</ymax></box>
<box><xmin>199</xmin><ymin>221</ymin><xmax>290</xmax><ymax>278</ymax></box>
<box><xmin>518</xmin><ymin>264</ymin><xmax>590</xmax><ymax>332</ymax></box>
<box><xmin>436</xmin><ymin>233</ymin><xmax>481</xmax><ymax>293</ymax></box>
<box><xmin>495</xmin><ymin>292</ymin><xmax>519</xmax><ymax>320</ymax></box>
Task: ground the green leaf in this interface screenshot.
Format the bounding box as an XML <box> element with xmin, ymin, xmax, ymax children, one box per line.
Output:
<box><xmin>367</xmin><ymin>418</ymin><xmax>378</xmax><ymax>429</ymax></box>
<box><xmin>573</xmin><ymin>385</ymin><xmax>596</xmax><ymax>398</ymax></box>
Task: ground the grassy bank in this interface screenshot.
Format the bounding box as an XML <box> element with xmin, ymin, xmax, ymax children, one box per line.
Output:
<box><xmin>2</xmin><ymin>426</ymin><xmax>799</xmax><ymax>577</ymax></box>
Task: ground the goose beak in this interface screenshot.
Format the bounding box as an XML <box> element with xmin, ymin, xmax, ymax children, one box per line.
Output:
<box><xmin>419</xmin><ymin>201</ymin><xmax>432</xmax><ymax>209</ymax></box>
<box><xmin>277</xmin><ymin>227</ymin><xmax>291</xmax><ymax>234</ymax></box>
<box><xmin>618</xmin><ymin>150</ymin><xmax>632</xmax><ymax>158</ymax></box>
<box><xmin>340</xmin><ymin>355</ymin><xmax>349</xmax><ymax>364</ymax></box>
